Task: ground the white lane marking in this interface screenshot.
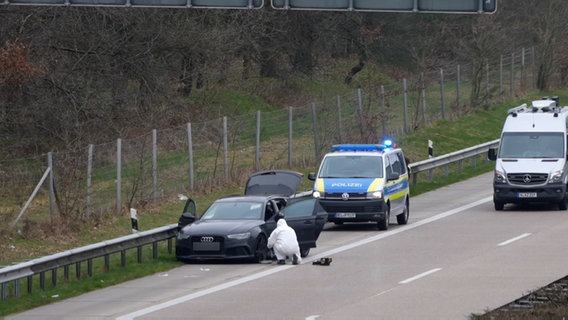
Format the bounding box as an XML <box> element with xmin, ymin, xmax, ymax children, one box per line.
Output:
<box><xmin>498</xmin><ymin>233</ymin><xmax>532</xmax><ymax>246</ymax></box>
<box><xmin>305</xmin><ymin>315</ymin><xmax>320</xmax><ymax>320</ymax></box>
<box><xmin>116</xmin><ymin>196</ymin><xmax>492</xmax><ymax>320</ymax></box>
<box><xmin>399</xmin><ymin>268</ymin><xmax>442</xmax><ymax>284</ymax></box>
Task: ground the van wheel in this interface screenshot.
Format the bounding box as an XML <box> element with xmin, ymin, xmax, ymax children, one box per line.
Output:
<box><xmin>378</xmin><ymin>205</ymin><xmax>390</xmax><ymax>231</ymax></box>
<box><xmin>559</xmin><ymin>193</ymin><xmax>568</xmax><ymax>210</ymax></box>
<box><xmin>396</xmin><ymin>198</ymin><xmax>409</xmax><ymax>225</ymax></box>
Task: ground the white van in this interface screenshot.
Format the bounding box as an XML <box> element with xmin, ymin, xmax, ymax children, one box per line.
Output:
<box><xmin>488</xmin><ymin>97</ymin><xmax>568</xmax><ymax>210</ymax></box>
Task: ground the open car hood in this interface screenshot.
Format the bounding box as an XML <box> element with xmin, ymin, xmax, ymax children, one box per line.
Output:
<box><xmin>245</xmin><ymin>170</ymin><xmax>303</xmax><ymax>196</ymax></box>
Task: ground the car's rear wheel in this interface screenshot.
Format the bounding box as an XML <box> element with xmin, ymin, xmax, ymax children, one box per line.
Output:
<box><xmin>396</xmin><ymin>198</ymin><xmax>409</xmax><ymax>225</ymax></box>
<box><xmin>378</xmin><ymin>204</ymin><xmax>390</xmax><ymax>231</ymax></box>
<box><xmin>300</xmin><ymin>247</ymin><xmax>310</xmax><ymax>258</ymax></box>
<box><xmin>254</xmin><ymin>235</ymin><xmax>269</xmax><ymax>263</ymax></box>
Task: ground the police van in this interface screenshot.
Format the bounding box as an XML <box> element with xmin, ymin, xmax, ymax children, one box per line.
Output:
<box><xmin>308</xmin><ymin>141</ymin><xmax>410</xmax><ymax>230</ymax></box>
<box><xmin>488</xmin><ymin>97</ymin><xmax>568</xmax><ymax>211</ymax></box>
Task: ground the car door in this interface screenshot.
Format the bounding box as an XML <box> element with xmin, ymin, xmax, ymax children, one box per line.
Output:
<box><xmin>282</xmin><ymin>195</ymin><xmax>326</xmax><ymax>250</ymax></box>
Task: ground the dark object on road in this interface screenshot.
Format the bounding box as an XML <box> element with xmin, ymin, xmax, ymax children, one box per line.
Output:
<box><xmin>313</xmin><ymin>257</ymin><xmax>332</xmax><ymax>266</ymax></box>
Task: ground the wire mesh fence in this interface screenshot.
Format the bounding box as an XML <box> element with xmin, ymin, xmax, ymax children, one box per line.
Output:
<box><xmin>1</xmin><ymin>47</ymin><xmax>548</xmax><ymax>228</ymax></box>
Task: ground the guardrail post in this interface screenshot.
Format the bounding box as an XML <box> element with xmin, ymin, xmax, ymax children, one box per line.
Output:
<box><xmin>52</xmin><ymin>269</ymin><xmax>57</xmax><ymax>287</ymax></box>
<box><xmin>14</xmin><ymin>279</ymin><xmax>20</xmax><ymax>297</ymax></box>
<box><xmin>1</xmin><ymin>282</ymin><xmax>6</xmax><ymax>301</ymax></box>
<box><xmin>137</xmin><ymin>246</ymin><xmax>143</xmax><ymax>263</ymax></box>
<box><xmin>121</xmin><ymin>250</ymin><xmax>127</xmax><ymax>267</ymax></box>
<box><xmin>40</xmin><ymin>272</ymin><xmax>45</xmax><ymax>290</ymax></box>
<box><xmin>88</xmin><ymin>259</ymin><xmax>93</xmax><ymax>277</ymax></box>
<box><xmin>27</xmin><ymin>275</ymin><xmax>33</xmax><ymax>294</ymax></box>
<box><xmin>105</xmin><ymin>255</ymin><xmax>110</xmax><ymax>271</ymax></box>
<box><xmin>153</xmin><ymin>242</ymin><xmax>158</xmax><ymax>259</ymax></box>
<box><xmin>168</xmin><ymin>238</ymin><xmax>173</xmax><ymax>254</ymax></box>
<box><xmin>64</xmin><ymin>265</ymin><xmax>70</xmax><ymax>281</ymax></box>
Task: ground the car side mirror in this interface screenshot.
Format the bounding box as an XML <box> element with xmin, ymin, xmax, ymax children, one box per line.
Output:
<box><xmin>308</xmin><ymin>172</ymin><xmax>316</xmax><ymax>181</ymax></box>
<box><xmin>177</xmin><ymin>212</ymin><xmax>197</xmax><ymax>230</ymax></box>
<box><xmin>488</xmin><ymin>148</ymin><xmax>497</xmax><ymax>161</ymax></box>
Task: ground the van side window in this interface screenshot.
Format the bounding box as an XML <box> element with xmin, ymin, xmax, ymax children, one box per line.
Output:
<box><xmin>395</xmin><ymin>152</ymin><xmax>407</xmax><ymax>175</ymax></box>
<box><xmin>385</xmin><ymin>156</ymin><xmax>393</xmax><ymax>177</ymax></box>
<box><xmin>387</xmin><ymin>153</ymin><xmax>401</xmax><ymax>175</ymax></box>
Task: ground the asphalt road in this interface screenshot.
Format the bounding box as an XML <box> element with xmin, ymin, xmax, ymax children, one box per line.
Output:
<box><xmin>7</xmin><ymin>172</ymin><xmax>568</xmax><ymax>319</ymax></box>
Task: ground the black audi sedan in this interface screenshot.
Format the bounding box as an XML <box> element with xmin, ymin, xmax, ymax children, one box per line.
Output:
<box><xmin>175</xmin><ymin>170</ymin><xmax>327</xmax><ymax>263</ymax></box>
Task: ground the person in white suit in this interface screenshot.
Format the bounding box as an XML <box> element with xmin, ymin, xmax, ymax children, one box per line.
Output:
<box><xmin>267</xmin><ymin>216</ymin><xmax>302</xmax><ymax>265</ymax></box>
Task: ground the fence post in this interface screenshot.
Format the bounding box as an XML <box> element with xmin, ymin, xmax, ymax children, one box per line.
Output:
<box><xmin>336</xmin><ymin>96</ymin><xmax>343</xmax><ymax>144</ymax></box>
<box><xmin>312</xmin><ymin>103</ymin><xmax>320</xmax><ymax>160</ymax></box>
<box><xmin>186</xmin><ymin>123</ymin><xmax>194</xmax><ymax>192</ymax></box>
<box><xmin>440</xmin><ymin>68</ymin><xmax>446</xmax><ymax>120</ymax></box>
<box><xmin>152</xmin><ymin>129</ymin><xmax>158</xmax><ymax>200</ymax></box>
<box><xmin>223</xmin><ymin>116</ymin><xmax>228</xmax><ymax>182</ymax></box>
<box><xmin>521</xmin><ymin>47</ymin><xmax>526</xmax><ymax>91</ymax></box>
<box><xmin>87</xmin><ymin>144</ymin><xmax>94</xmax><ymax>218</ymax></box>
<box><xmin>500</xmin><ymin>55</ymin><xmax>504</xmax><ymax>101</ymax></box>
<box><xmin>116</xmin><ymin>138</ymin><xmax>122</xmax><ymax>215</ymax></box>
<box><xmin>403</xmin><ymin>78</ymin><xmax>409</xmax><ymax>133</ymax></box>
<box><xmin>48</xmin><ymin>152</ymin><xmax>56</xmax><ymax>220</ymax></box>
<box><xmin>457</xmin><ymin>65</ymin><xmax>461</xmax><ymax>110</ymax></box>
<box><xmin>256</xmin><ymin>111</ymin><xmax>261</xmax><ymax>170</ymax></box>
<box><xmin>288</xmin><ymin>107</ymin><xmax>293</xmax><ymax>167</ymax></box>
<box><xmin>510</xmin><ymin>52</ymin><xmax>514</xmax><ymax>99</ymax></box>
<box><xmin>421</xmin><ymin>73</ymin><xmax>426</xmax><ymax>125</ymax></box>
<box><xmin>380</xmin><ymin>86</ymin><xmax>386</xmax><ymax>138</ymax></box>
<box><xmin>357</xmin><ymin>88</ymin><xmax>364</xmax><ymax>140</ymax></box>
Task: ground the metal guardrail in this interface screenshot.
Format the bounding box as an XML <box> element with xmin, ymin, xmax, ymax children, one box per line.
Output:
<box><xmin>1</xmin><ymin>224</ymin><xmax>178</xmax><ymax>301</ymax></box>
<box><xmin>0</xmin><ymin>139</ymin><xmax>500</xmax><ymax>301</ymax></box>
<box><xmin>408</xmin><ymin>139</ymin><xmax>499</xmax><ymax>185</ymax></box>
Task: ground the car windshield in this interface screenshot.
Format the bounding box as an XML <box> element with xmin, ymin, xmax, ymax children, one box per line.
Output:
<box><xmin>200</xmin><ymin>201</ymin><xmax>263</xmax><ymax>220</ymax></box>
<box><xmin>319</xmin><ymin>155</ymin><xmax>383</xmax><ymax>178</ymax></box>
<box><xmin>499</xmin><ymin>132</ymin><xmax>565</xmax><ymax>158</ymax></box>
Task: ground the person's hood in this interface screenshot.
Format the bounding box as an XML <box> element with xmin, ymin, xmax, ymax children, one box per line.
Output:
<box><xmin>277</xmin><ymin>219</ymin><xmax>288</xmax><ymax>227</ymax></box>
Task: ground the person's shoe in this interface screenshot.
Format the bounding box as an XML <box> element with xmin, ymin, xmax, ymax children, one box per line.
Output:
<box><xmin>292</xmin><ymin>255</ymin><xmax>299</xmax><ymax>265</ymax></box>
<box><xmin>277</xmin><ymin>260</ymin><xmax>285</xmax><ymax>265</ymax></box>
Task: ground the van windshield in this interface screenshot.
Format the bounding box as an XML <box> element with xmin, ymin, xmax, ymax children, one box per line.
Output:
<box><xmin>319</xmin><ymin>155</ymin><xmax>383</xmax><ymax>178</ymax></box>
<box><xmin>499</xmin><ymin>132</ymin><xmax>565</xmax><ymax>158</ymax></box>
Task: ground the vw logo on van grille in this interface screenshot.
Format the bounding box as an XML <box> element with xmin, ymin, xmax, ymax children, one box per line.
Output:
<box><xmin>523</xmin><ymin>174</ymin><xmax>532</xmax><ymax>184</ymax></box>
<box><xmin>342</xmin><ymin>192</ymin><xmax>349</xmax><ymax>201</ymax></box>
<box><xmin>200</xmin><ymin>236</ymin><xmax>214</xmax><ymax>242</ymax></box>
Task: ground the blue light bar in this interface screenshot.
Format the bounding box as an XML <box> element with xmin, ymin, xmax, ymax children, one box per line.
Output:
<box><xmin>331</xmin><ymin>144</ymin><xmax>385</xmax><ymax>152</ymax></box>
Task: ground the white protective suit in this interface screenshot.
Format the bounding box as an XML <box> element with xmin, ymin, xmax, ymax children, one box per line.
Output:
<box><xmin>267</xmin><ymin>218</ymin><xmax>302</xmax><ymax>264</ymax></box>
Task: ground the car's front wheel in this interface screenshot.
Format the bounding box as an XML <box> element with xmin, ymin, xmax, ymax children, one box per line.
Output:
<box><xmin>378</xmin><ymin>204</ymin><xmax>390</xmax><ymax>231</ymax></box>
<box><xmin>300</xmin><ymin>247</ymin><xmax>310</xmax><ymax>258</ymax></box>
<box><xmin>494</xmin><ymin>201</ymin><xmax>504</xmax><ymax>211</ymax></box>
<box><xmin>254</xmin><ymin>235</ymin><xmax>269</xmax><ymax>263</ymax></box>
<box><xmin>559</xmin><ymin>192</ymin><xmax>568</xmax><ymax>210</ymax></box>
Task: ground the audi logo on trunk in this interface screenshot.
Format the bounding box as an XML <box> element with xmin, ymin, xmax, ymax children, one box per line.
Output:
<box><xmin>200</xmin><ymin>236</ymin><xmax>214</xmax><ymax>242</ymax></box>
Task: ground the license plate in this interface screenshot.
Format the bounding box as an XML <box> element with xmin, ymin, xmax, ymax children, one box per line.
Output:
<box><xmin>335</xmin><ymin>212</ymin><xmax>356</xmax><ymax>218</ymax></box>
<box><xmin>193</xmin><ymin>242</ymin><xmax>220</xmax><ymax>251</ymax></box>
<box><xmin>517</xmin><ymin>192</ymin><xmax>537</xmax><ymax>198</ymax></box>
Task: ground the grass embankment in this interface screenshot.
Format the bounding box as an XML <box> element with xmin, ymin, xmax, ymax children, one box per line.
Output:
<box><xmin>1</xmin><ymin>91</ymin><xmax>567</xmax><ymax>316</ymax></box>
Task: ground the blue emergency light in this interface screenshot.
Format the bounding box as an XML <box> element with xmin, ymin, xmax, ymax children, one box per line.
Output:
<box><xmin>331</xmin><ymin>139</ymin><xmax>397</xmax><ymax>152</ymax></box>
